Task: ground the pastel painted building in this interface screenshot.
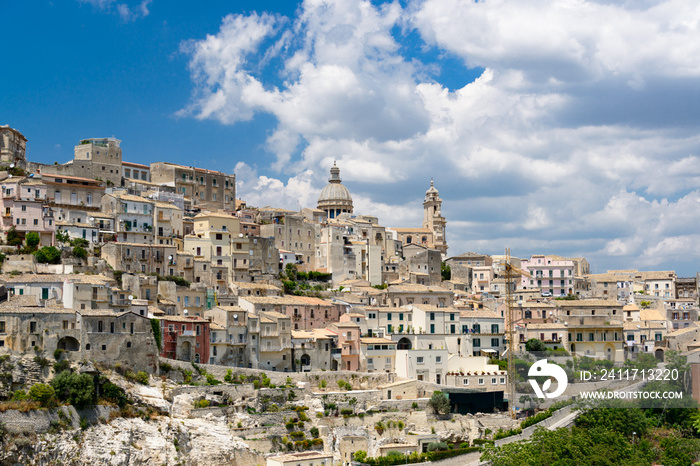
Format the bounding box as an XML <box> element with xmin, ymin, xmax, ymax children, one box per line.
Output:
<box><xmin>158</xmin><ymin>315</ymin><xmax>210</xmax><ymax>364</ymax></box>
<box><xmin>0</xmin><ymin>177</ymin><xmax>55</xmax><ymax>245</ymax></box>
<box><xmin>520</xmin><ymin>254</ymin><xmax>575</xmax><ymax>296</ymax></box>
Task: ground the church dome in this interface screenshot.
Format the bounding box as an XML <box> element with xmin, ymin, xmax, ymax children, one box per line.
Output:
<box><xmin>318</xmin><ymin>162</ymin><xmax>353</xmax><ymax>219</ymax></box>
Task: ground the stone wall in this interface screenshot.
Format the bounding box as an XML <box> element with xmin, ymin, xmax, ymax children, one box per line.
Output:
<box><xmin>159</xmin><ymin>357</ymin><xmax>396</xmax><ymax>389</ymax></box>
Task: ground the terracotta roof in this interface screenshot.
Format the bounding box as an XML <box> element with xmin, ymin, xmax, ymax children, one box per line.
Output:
<box><xmin>240</xmin><ymin>296</ymin><xmax>306</xmax><ymax>305</ymax></box>
<box><xmin>360</xmin><ymin>337</ymin><xmax>395</xmax><ymax>345</ymax></box>
<box><xmin>635</xmin><ymin>271</ymin><xmax>676</xmax><ymax>280</ymax></box>
<box><xmin>122</xmin><ymin>161</ymin><xmax>149</xmax><ymax>169</ymax></box>
<box><xmin>111</xmin><ymin>193</ymin><xmax>154</xmax><ymax>203</ymax></box>
<box><xmin>231</xmin><ymin>282</ymin><xmax>281</xmax><ymax>290</ymax></box>
<box><xmin>157</xmin><ymin>315</ymin><xmax>209</xmax><ymax>323</ymax></box>
<box><xmin>459</xmin><ymin>310</ymin><xmax>502</xmax><ymax>319</ymax></box>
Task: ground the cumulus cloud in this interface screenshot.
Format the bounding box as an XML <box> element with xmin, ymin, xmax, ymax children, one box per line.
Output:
<box><xmin>182</xmin><ymin>0</ymin><xmax>700</xmax><ymax>274</ymax></box>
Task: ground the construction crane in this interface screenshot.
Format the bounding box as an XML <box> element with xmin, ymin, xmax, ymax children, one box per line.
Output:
<box><xmin>501</xmin><ymin>248</ymin><xmax>530</xmax><ymax>419</ymax></box>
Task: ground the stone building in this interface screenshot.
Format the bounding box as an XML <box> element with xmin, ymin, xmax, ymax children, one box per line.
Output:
<box><xmin>0</xmin><ymin>296</ymin><xmax>158</xmax><ymax>372</ymax></box>
<box><xmin>291</xmin><ymin>329</ymin><xmax>333</xmax><ymax>371</ymax></box>
<box><xmin>260</xmin><ymin>211</ymin><xmax>319</xmax><ymax>271</ymax></box>
<box><xmin>30</xmin><ymin>138</ymin><xmax>123</xmax><ymax>187</ymax></box>
<box><xmin>149</xmin><ymin>162</ymin><xmax>235</xmax><ymax>212</ymax></box>
<box><xmin>102</xmin><ymin>242</ymin><xmax>178</xmax><ymax>275</ymax></box>
<box><xmin>72</xmin><ymin>138</ymin><xmax>123</xmax><ymax>186</ymax></box>
<box><xmin>391</xmin><ymin>180</ymin><xmax>448</xmax><ymax>256</ymax></box>
<box><xmin>0</xmin><ymin>125</ymin><xmax>27</xmax><ymax>166</ymax></box>
<box><xmin>204</xmin><ymin>306</ymin><xmax>249</xmax><ymax>367</ymax></box>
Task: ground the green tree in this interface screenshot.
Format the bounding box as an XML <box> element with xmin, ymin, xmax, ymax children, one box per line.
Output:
<box><xmin>428</xmin><ymin>390</ymin><xmax>451</xmax><ymax>415</ymax></box>
<box><xmin>25</xmin><ymin>231</ymin><xmax>40</xmax><ymax>251</ymax></box>
<box><xmin>55</xmin><ymin>229</ymin><xmax>70</xmax><ymax>244</ymax></box>
<box><xmin>482</xmin><ymin>426</ymin><xmax>653</xmax><ymax>466</ymax></box>
<box><xmin>441</xmin><ymin>262</ymin><xmax>451</xmax><ymax>280</ymax></box>
<box><xmin>34</xmin><ymin>246</ymin><xmax>62</xmax><ymax>264</ymax></box>
<box><xmin>353</xmin><ymin>451</ymin><xmax>367</xmax><ymax>463</ymax></box>
<box><xmin>72</xmin><ymin>246</ymin><xmax>87</xmax><ymax>259</ymax></box>
<box><xmin>28</xmin><ymin>383</ymin><xmax>56</xmax><ymax>407</ymax></box>
<box><xmin>51</xmin><ymin>370</ymin><xmax>95</xmax><ymax>408</ymax></box>
<box><xmin>525</xmin><ymin>338</ymin><xmax>547</xmax><ymax>352</ymax></box>
<box><xmin>6</xmin><ymin>226</ymin><xmax>22</xmax><ymax>246</ymax></box>
<box><xmin>624</xmin><ymin>353</ymin><xmax>658</xmax><ymax>371</ymax></box>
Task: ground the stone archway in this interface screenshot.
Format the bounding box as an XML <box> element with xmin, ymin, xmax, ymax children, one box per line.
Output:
<box><xmin>179</xmin><ymin>341</ymin><xmax>192</xmax><ymax>362</ymax></box>
<box><xmin>655</xmin><ymin>348</ymin><xmax>665</xmax><ymax>362</ymax></box>
<box><xmin>397</xmin><ymin>337</ymin><xmax>412</xmax><ymax>350</ymax></box>
<box><xmin>300</xmin><ymin>354</ymin><xmax>311</xmax><ymax>366</ymax></box>
<box><xmin>57</xmin><ymin>336</ymin><xmax>79</xmax><ymax>352</ymax></box>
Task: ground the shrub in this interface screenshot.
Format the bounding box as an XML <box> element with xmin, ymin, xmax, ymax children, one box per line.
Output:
<box><xmin>427</xmin><ymin>442</ymin><xmax>449</xmax><ymax>452</ymax></box>
<box><xmin>51</xmin><ymin>371</ymin><xmax>95</xmax><ymax>409</ymax></box>
<box><xmin>6</xmin><ymin>227</ymin><xmax>22</xmax><ymax>246</ymax></box>
<box><xmin>28</xmin><ymin>383</ymin><xmax>56</xmax><ymax>407</ymax></box>
<box><xmin>310</xmin><ymin>427</ymin><xmax>319</xmax><ymax>438</ymax></box>
<box><xmin>53</xmin><ymin>359</ymin><xmax>71</xmax><ymax>374</ymax></box>
<box><xmin>101</xmin><ymin>379</ymin><xmax>129</xmax><ymax>407</ymax></box>
<box><xmin>34</xmin><ymin>355</ymin><xmax>50</xmax><ymax>368</ymax></box>
<box><xmin>319</xmin><ymin>379</ymin><xmax>327</xmax><ymax>389</ymax></box>
<box><xmin>25</xmin><ymin>232</ymin><xmax>40</xmax><ymax>251</ymax></box>
<box><xmin>194</xmin><ymin>399</ymin><xmax>210</xmax><ymax>409</ymax></box>
<box><xmin>34</xmin><ymin>246</ymin><xmax>62</xmax><ymax>264</ymax></box>
<box><xmin>427</xmin><ymin>391</ymin><xmax>450</xmax><ymax>414</ymax></box>
<box><xmin>72</xmin><ymin>246</ymin><xmax>88</xmax><ymax>259</ymax></box>
<box><xmin>206</xmin><ymin>374</ymin><xmax>221</xmax><ymax>385</ymax></box>
<box><xmin>70</xmin><ymin>238</ymin><xmax>90</xmax><ymax>248</ymax></box>
<box><xmin>11</xmin><ymin>390</ymin><xmax>28</xmax><ymax>401</ymax></box>
<box><xmin>159</xmin><ymin>362</ymin><xmax>173</xmax><ymax>373</ymax></box>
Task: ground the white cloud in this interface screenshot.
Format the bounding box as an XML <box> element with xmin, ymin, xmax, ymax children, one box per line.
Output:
<box><xmin>182</xmin><ymin>0</ymin><xmax>700</xmax><ymax>274</ymax></box>
<box><xmin>78</xmin><ymin>0</ymin><xmax>151</xmax><ymax>21</ymax></box>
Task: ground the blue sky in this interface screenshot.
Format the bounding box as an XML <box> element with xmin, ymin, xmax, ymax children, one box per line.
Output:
<box><xmin>4</xmin><ymin>0</ymin><xmax>700</xmax><ymax>276</ymax></box>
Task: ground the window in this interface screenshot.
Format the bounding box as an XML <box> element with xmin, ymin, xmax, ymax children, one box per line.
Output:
<box><xmin>478</xmin><ymin>378</ymin><xmax>485</xmax><ymax>385</ymax></box>
<box><xmin>473</xmin><ymin>338</ymin><xmax>481</xmax><ymax>347</ymax></box>
<box><xmin>417</xmin><ymin>356</ymin><xmax>424</xmax><ymax>364</ymax></box>
<box><xmin>491</xmin><ymin>324</ymin><xmax>499</xmax><ymax>333</ymax></box>
<box><xmin>463</xmin><ymin>378</ymin><xmax>469</xmax><ymax>385</ymax></box>
<box><xmin>0</xmin><ymin>321</ymin><xmax>4</xmax><ymax>333</ymax></box>
<box><xmin>436</xmin><ymin>356</ymin><xmax>442</xmax><ymax>363</ymax></box>
<box><xmin>430</xmin><ymin>312</ymin><xmax>435</xmax><ymax>321</ymax></box>
<box><xmin>430</xmin><ymin>324</ymin><xmax>435</xmax><ymax>334</ymax></box>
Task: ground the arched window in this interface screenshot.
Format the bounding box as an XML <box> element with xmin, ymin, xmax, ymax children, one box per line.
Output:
<box><xmin>406</xmin><ymin>236</ymin><xmax>412</xmax><ymax>244</ymax></box>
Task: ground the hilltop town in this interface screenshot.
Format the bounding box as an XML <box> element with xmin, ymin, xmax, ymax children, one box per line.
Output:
<box><xmin>0</xmin><ymin>125</ymin><xmax>699</xmax><ymax>465</ymax></box>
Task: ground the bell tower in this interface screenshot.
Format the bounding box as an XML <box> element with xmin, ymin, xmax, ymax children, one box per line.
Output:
<box><xmin>423</xmin><ymin>179</ymin><xmax>447</xmax><ymax>255</ymax></box>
